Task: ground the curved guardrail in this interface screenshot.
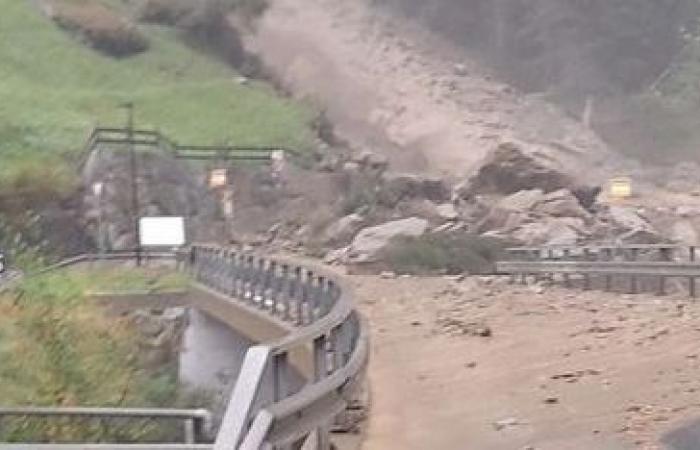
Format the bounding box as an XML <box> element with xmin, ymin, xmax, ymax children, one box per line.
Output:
<box><xmin>0</xmin><ymin>247</ymin><xmax>368</xmax><ymax>450</ymax></box>
<box><xmin>497</xmin><ymin>244</ymin><xmax>700</xmax><ymax>297</ymax></box>
<box><xmin>185</xmin><ymin>245</ymin><xmax>368</xmax><ymax>450</ymax></box>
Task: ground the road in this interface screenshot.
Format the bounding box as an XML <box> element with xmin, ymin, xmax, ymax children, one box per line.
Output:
<box><xmin>353</xmin><ymin>274</ymin><xmax>700</xmax><ymax>450</ymax></box>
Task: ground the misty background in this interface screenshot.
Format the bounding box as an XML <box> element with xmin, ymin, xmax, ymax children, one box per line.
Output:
<box><xmin>375</xmin><ymin>0</ymin><xmax>700</xmax><ymax>163</ymax></box>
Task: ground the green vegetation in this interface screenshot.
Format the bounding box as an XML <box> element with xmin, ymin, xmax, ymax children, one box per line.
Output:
<box><xmin>77</xmin><ymin>266</ymin><xmax>190</xmax><ymax>292</ymax></box>
<box><xmin>381</xmin><ymin>232</ymin><xmax>508</xmax><ymax>275</ymax></box>
<box><xmin>0</xmin><ymin>0</ymin><xmax>313</xmax><ymax>173</ymax></box>
<box><xmin>0</xmin><ymin>268</ymin><xmax>194</xmax><ymax>442</ymax></box>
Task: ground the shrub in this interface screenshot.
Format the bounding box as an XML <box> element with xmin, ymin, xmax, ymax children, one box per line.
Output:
<box><xmin>134</xmin><ymin>0</ymin><xmax>192</xmax><ymax>25</ymax></box>
<box><xmin>177</xmin><ymin>0</ymin><xmax>252</xmax><ymax>70</ymax></box>
<box><xmin>48</xmin><ymin>0</ymin><xmax>149</xmax><ymax>57</ymax></box>
<box><xmin>380</xmin><ymin>232</ymin><xmax>509</xmax><ymax>275</ymax></box>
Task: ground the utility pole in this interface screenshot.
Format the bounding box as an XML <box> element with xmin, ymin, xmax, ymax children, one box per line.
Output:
<box><xmin>120</xmin><ymin>102</ymin><xmax>141</xmax><ymax>266</ymax></box>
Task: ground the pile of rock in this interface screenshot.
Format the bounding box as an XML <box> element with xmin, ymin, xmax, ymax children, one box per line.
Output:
<box><xmin>475</xmin><ymin>188</ymin><xmax>592</xmax><ymax>246</ymax></box>
<box><xmin>318</xmin><ymin>142</ymin><xmax>670</xmax><ymax>266</ymax></box>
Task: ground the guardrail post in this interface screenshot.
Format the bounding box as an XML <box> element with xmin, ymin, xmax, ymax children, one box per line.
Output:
<box><xmin>630</xmin><ymin>248</ymin><xmax>639</xmax><ymax>262</ymax></box>
<box><xmin>630</xmin><ymin>275</ymin><xmax>638</xmax><ymax>295</ymax></box>
<box><xmin>546</xmin><ymin>249</ymin><xmax>555</xmax><ymax>282</ymax></box>
<box><xmin>255</xmin><ymin>259</ymin><xmax>267</xmax><ymax>308</ymax></box>
<box><xmin>194</xmin><ymin>413</ymin><xmax>211</xmax><ymax>443</ymax></box>
<box><xmin>312</xmin><ymin>276</ymin><xmax>325</xmax><ymax>320</ymax></box>
<box><xmin>582</xmin><ymin>248</ymin><xmax>592</xmax><ymax>290</ymax></box>
<box><xmin>214</xmin><ymin>346</ymin><xmax>272</xmax><ymax>450</ymax></box>
<box><xmin>294</xmin><ymin>267</ymin><xmax>304</xmax><ymax>326</ymax></box>
<box><xmin>331</xmin><ymin>323</ymin><xmax>350</xmax><ymax>373</ymax></box>
<box><xmin>184</xmin><ymin>418</ymin><xmax>195</xmax><ymax>444</ymax></box>
<box><xmin>658</xmin><ymin>276</ymin><xmax>666</xmax><ymax>296</ymax></box>
<box><xmin>268</xmin><ymin>262</ymin><xmax>279</xmax><ymax>314</ymax></box>
<box><xmin>604</xmin><ymin>248</ymin><xmax>613</xmax><ymax>292</ymax></box>
<box><xmin>690</xmin><ymin>276</ymin><xmax>697</xmax><ymax>299</ymax></box>
<box><xmin>691</xmin><ymin>246</ymin><xmax>696</xmax><ymax>262</ymax></box>
<box><xmin>562</xmin><ymin>249</ymin><xmax>571</xmax><ymax>287</ymax></box>
<box><xmin>660</xmin><ymin>247</ymin><xmax>672</xmax><ymax>262</ymax></box>
<box><xmin>245</xmin><ymin>255</ymin><xmax>255</xmax><ymax>302</ymax></box>
<box><xmin>273</xmin><ymin>352</ymin><xmax>289</xmax><ymax>401</ymax></box>
<box><xmin>281</xmin><ymin>264</ymin><xmax>291</xmax><ymax>321</ymax></box>
<box><xmin>305</xmin><ymin>270</ymin><xmax>315</xmax><ymax>324</ymax></box>
<box><xmin>315</xmin><ymin>425</ymin><xmax>332</xmax><ymax>450</ymax></box>
<box><xmin>314</xmin><ymin>336</ymin><xmax>327</xmax><ymax>381</ymax></box>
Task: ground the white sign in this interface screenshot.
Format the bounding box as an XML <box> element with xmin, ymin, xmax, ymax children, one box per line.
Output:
<box><xmin>139</xmin><ymin>217</ymin><xmax>186</xmax><ymax>247</ymax></box>
<box><xmin>209</xmin><ymin>169</ymin><xmax>228</xmax><ymax>189</ymax></box>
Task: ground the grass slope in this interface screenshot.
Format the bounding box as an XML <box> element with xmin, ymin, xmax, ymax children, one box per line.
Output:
<box><xmin>0</xmin><ymin>0</ymin><xmax>313</xmax><ymax>178</ymax></box>
<box><xmin>0</xmin><ymin>268</ymin><xmax>191</xmax><ymax>440</ymax></box>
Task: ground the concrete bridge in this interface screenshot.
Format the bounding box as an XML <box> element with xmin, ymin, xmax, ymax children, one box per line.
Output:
<box><xmin>0</xmin><ymin>247</ymin><xmax>368</xmax><ymax>450</ymax></box>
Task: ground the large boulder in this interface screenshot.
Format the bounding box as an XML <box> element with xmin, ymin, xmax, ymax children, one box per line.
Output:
<box><xmin>399</xmin><ymin>200</ymin><xmax>459</xmax><ymax>224</ymax></box>
<box><xmin>435</xmin><ymin>203</ymin><xmax>459</xmax><ymax>221</ymax></box>
<box><xmin>321</xmin><ymin>213</ymin><xmax>365</xmax><ymax>246</ymax></box>
<box><xmin>608</xmin><ymin>206</ymin><xmax>654</xmax><ymax>232</ymax></box>
<box><xmin>379</xmin><ymin>173</ymin><xmax>450</xmax><ymax>206</ymax></box>
<box><xmin>497</xmin><ymin>189</ymin><xmax>544</xmax><ymax>212</ymax></box>
<box><xmin>534</xmin><ymin>189</ymin><xmax>590</xmax><ymax>218</ymax></box>
<box><xmin>476</xmin><ymin>208</ymin><xmax>530</xmax><ymax>234</ymax></box>
<box><xmin>456</xmin><ymin>142</ymin><xmax>574</xmax><ymax>198</ymax></box>
<box><xmin>347</xmin><ymin>217</ymin><xmax>429</xmax><ymax>263</ymax></box>
<box><xmin>510</xmin><ymin>217</ymin><xmax>585</xmax><ymax>246</ymax></box>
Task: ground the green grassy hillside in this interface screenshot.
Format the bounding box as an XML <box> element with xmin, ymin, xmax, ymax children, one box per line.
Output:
<box><xmin>0</xmin><ymin>268</ymin><xmax>189</xmax><ymax>441</ymax></box>
<box><xmin>0</xmin><ymin>0</ymin><xmax>313</xmax><ymax>179</ymax></box>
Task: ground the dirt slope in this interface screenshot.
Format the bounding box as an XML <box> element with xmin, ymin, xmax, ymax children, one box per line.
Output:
<box><xmin>355</xmin><ymin>275</ymin><xmax>700</xmax><ymax>450</ymax></box>
<box><xmin>244</xmin><ymin>0</ymin><xmax>621</xmax><ymax>181</ymax></box>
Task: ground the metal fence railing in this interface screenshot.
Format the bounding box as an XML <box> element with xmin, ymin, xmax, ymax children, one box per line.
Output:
<box><xmin>81</xmin><ymin>127</ymin><xmax>297</xmax><ymax>165</ymax></box>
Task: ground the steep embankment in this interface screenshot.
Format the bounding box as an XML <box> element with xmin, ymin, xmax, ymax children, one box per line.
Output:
<box><xmin>0</xmin><ymin>0</ymin><xmax>313</xmax><ymax>168</ymax></box>
<box><xmin>244</xmin><ymin>0</ymin><xmax>622</xmax><ymax>181</ymax></box>
<box><xmin>0</xmin><ymin>0</ymin><xmax>316</xmax><ymax>257</ymax></box>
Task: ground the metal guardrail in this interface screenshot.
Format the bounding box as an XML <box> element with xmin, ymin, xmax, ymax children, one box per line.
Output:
<box><xmin>0</xmin><ymin>246</ymin><xmax>368</xmax><ymax>449</ymax></box>
<box><xmin>0</xmin><ymin>408</ymin><xmax>212</xmax><ymax>444</ymax></box>
<box><xmin>498</xmin><ymin>245</ymin><xmax>700</xmax><ymax>297</ymax></box>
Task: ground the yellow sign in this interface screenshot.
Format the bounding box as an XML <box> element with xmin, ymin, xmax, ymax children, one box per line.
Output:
<box><xmin>209</xmin><ymin>169</ymin><xmax>228</xmax><ymax>189</ymax></box>
<box><xmin>609</xmin><ymin>176</ymin><xmax>632</xmax><ymax>199</ymax></box>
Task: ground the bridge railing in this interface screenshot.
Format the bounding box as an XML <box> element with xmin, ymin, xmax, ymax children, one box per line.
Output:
<box><xmin>183</xmin><ymin>245</ymin><xmax>368</xmax><ymax>450</ymax></box>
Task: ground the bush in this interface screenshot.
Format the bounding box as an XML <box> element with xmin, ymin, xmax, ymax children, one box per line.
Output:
<box><xmin>380</xmin><ymin>232</ymin><xmax>509</xmax><ymax>275</ymax></box>
<box><xmin>48</xmin><ymin>0</ymin><xmax>149</xmax><ymax>57</ymax></box>
<box><xmin>134</xmin><ymin>0</ymin><xmax>193</xmax><ymax>25</ymax></box>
